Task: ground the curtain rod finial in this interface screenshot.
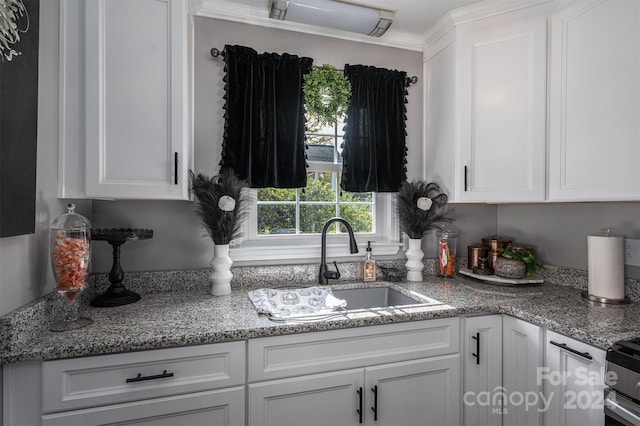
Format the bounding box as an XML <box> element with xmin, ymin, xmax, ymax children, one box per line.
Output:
<box><xmin>211</xmin><ymin>47</ymin><xmax>222</xmax><ymax>58</ymax></box>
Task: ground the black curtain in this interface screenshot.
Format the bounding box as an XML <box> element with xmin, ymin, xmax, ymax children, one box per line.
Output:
<box><xmin>341</xmin><ymin>64</ymin><xmax>408</xmax><ymax>193</ymax></box>
<box><xmin>220</xmin><ymin>45</ymin><xmax>313</xmax><ymax>188</ymax></box>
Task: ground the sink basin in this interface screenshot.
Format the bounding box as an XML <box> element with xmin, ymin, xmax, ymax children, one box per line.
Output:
<box><xmin>332</xmin><ymin>287</ymin><xmax>423</xmax><ymax>310</ymax></box>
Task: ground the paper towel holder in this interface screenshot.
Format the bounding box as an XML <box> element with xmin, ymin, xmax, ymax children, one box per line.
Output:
<box><xmin>582</xmin><ymin>228</ymin><xmax>629</xmax><ymax>306</ymax></box>
<box><xmin>581</xmin><ymin>291</ymin><xmax>629</xmax><ymax>305</ymax></box>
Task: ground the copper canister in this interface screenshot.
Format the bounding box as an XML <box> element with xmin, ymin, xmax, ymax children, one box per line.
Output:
<box><xmin>481</xmin><ymin>235</ymin><xmax>512</xmax><ymax>252</ymax></box>
<box><xmin>481</xmin><ymin>235</ymin><xmax>512</xmax><ymax>271</ymax></box>
<box><xmin>467</xmin><ymin>244</ymin><xmax>488</xmax><ymax>270</ymax></box>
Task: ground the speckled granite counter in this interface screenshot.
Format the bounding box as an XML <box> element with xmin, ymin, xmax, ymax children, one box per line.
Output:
<box><xmin>2</xmin><ymin>262</ymin><xmax>640</xmax><ymax>364</ymax></box>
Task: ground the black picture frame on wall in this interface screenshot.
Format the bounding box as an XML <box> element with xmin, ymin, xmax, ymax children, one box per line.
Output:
<box><xmin>0</xmin><ymin>0</ymin><xmax>40</xmax><ymax>238</ymax></box>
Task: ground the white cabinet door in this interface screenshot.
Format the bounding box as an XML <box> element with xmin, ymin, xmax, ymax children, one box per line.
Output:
<box><xmin>82</xmin><ymin>0</ymin><xmax>192</xmax><ymax>199</ymax></box>
<box><xmin>548</xmin><ymin>0</ymin><xmax>640</xmax><ymax>201</ymax></box>
<box><xmin>456</xmin><ymin>16</ymin><xmax>547</xmax><ymax>202</ymax></box>
<box><xmin>248</xmin><ymin>369</ymin><xmax>364</xmax><ymax>426</ymax></box>
<box><xmin>543</xmin><ymin>330</ymin><xmax>606</xmax><ymax>426</ymax></box>
<box><xmin>365</xmin><ymin>355</ymin><xmax>461</xmax><ymax>426</ymax></box>
<box><xmin>463</xmin><ymin>315</ymin><xmax>502</xmax><ymax>426</ymax></box>
<box><xmin>424</xmin><ymin>16</ymin><xmax>547</xmax><ymax>203</ymax></box>
<box><xmin>502</xmin><ymin>315</ymin><xmax>543</xmax><ymax>426</ymax></box>
<box><xmin>41</xmin><ymin>387</ymin><xmax>245</xmax><ymax>426</ymax></box>
<box><xmin>423</xmin><ymin>42</ymin><xmax>457</xmax><ymax>195</ymax></box>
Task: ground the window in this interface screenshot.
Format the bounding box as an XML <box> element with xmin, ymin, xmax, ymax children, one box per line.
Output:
<box><xmin>256</xmin><ymin>115</ymin><xmax>374</xmax><ymax>236</ymax></box>
<box><xmin>234</xmin><ymin>115</ymin><xmax>400</xmax><ymax>262</ymax></box>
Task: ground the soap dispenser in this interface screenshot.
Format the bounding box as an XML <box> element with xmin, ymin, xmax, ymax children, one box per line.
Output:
<box><xmin>363</xmin><ymin>241</ymin><xmax>377</xmax><ymax>282</ymax></box>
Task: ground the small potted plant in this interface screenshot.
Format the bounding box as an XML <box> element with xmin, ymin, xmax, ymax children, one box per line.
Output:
<box><xmin>397</xmin><ymin>181</ymin><xmax>453</xmax><ymax>281</ymax></box>
<box><xmin>495</xmin><ymin>244</ymin><xmax>544</xmax><ymax>279</ymax></box>
<box><xmin>189</xmin><ymin>169</ymin><xmax>248</xmax><ymax>296</ymax></box>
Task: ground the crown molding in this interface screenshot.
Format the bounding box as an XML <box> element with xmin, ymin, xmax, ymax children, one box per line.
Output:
<box><xmin>422</xmin><ymin>0</ymin><xmax>553</xmax><ymax>49</ymax></box>
<box><xmin>196</xmin><ymin>0</ymin><xmax>423</xmax><ymax>51</ymax></box>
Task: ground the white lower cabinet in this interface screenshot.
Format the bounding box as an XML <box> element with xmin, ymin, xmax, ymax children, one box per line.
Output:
<box><xmin>543</xmin><ymin>330</ymin><xmax>606</xmax><ymax>426</ymax></box>
<box><xmin>463</xmin><ymin>315</ymin><xmax>503</xmax><ymax>426</ymax></box>
<box><xmin>2</xmin><ymin>315</ymin><xmax>610</xmax><ymax>426</ymax></box>
<box><xmin>249</xmin><ymin>369</ymin><xmax>364</xmax><ymax>426</ymax></box>
<box><xmin>248</xmin><ymin>355</ymin><xmax>460</xmax><ymax>426</ymax></box>
<box><xmin>502</xmin><ymin>315</ymin><xmax>543</xmax><ymax>426</ymax></box>
<box><xmin>365</xmin><ymin>356</ymin><xmax>460</xmax><ymax>426</ymax></box>
<box><xmin>248</xmin><ymin>318</ymin><xmax>461</xmax><ymax>426</ymax></box>
<box><xmin>3</xmin><ymin>342</ymin><xmax>246</xmax><ymax>426</ymax></box>
<box><xmin>41</xmin><ymin>387</ymin><xmax>245</xmax><ymax>426</ymax></box>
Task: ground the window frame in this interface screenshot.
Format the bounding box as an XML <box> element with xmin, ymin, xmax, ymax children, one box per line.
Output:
<box><xmin>231</xmin><ymin>189</ymin><xmax>400</xmax><ymax>263</ymax></box>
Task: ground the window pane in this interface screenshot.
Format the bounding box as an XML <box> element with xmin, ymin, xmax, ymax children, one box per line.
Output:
<box><xmin>300</xmin><ymin>172</ymin><xmax>336</xmax><ymax>202</ymax></box>
<box><xmin>340</xmin><ymin>190</ymin><xmax>373</xmax><ymax>203</ymax></box>
<box><xmin>341</xmin><ymin>204</ymin><xmax>374</xmax><ymax>233</ymax></box>
<box><xmin>306</xmin><ymin>143</ymin><xmax>335</xmax><ymax>163</ymax></box>
<box><xmin>258</xmin><ymin>187</ymin><xmax>296</xmax><ymax>202</ymax></box>
<box><xmin>300</xmin><ymin>204</ymin><xmax>336</xmax><ymax>234</ymax></box>
<box><xmin>258</xmin><ymin>204</ymin><xmax>296</xmax><ymax>234</ymax></box>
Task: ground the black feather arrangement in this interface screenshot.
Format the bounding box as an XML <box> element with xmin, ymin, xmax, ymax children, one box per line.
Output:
<box><xmin>397</xmin><ymin>181</ymin><xmax>453</xmax><ymax>239</ymax></box>
<box><xmin>189</xmin><ymin>169</ymin><xmax>248</xmax><ymax>245</ymax></box>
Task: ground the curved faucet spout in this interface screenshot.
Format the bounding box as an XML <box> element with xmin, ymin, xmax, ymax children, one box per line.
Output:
<box><xmin>319</xmin><ymin>217</ymin><xmax>359</xmax><ymax>285</ymax></box>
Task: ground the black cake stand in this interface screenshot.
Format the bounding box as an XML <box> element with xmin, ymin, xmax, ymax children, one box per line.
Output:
<box><xmin>90</xmin><ymin>228</ymin><xmax>153</xmax><ymax>307</ymax></box>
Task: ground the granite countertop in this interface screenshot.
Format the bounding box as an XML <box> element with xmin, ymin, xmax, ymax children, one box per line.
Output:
<box><xmin>2</xmin><ymin>263</ymin><xmax>640</xmax><ymax>364</ymax></box>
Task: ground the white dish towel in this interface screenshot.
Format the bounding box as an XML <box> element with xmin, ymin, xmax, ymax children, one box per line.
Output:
<box><xmin>248</xmin><ymin>287</ymin><xmax>346</xmax><ymax>318</ymax></box>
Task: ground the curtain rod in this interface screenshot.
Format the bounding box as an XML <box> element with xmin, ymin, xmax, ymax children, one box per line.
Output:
<box><xmin>210</xmin><ymin>47</ymin><xmax>419</xmax><ymax>86</ymax></box>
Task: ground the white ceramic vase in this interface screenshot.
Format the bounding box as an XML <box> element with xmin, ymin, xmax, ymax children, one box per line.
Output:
<box><xmin>210</xmin><ymin>244</ymin><xmax>233</xmax><ymax>296</ymax></box>
<box><xmin>405</xmin><ymin>238</ymin><xmax>424</xmax><ymax>281</ymax></box>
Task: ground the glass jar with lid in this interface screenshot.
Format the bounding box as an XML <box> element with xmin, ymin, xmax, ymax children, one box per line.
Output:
<box><xmin>436</xmin><ymin>225</ymin><xmax>458</xmax><ymax>277</ymax></box>
<box><xmin>49</xmin><ymin>203</ymin><xmax>92</xmax><ymax>331</ymax></box>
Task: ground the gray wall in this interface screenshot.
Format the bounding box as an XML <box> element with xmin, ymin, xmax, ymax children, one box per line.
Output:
<box><xmin>0</xmin><ymin>0</ymin><xmax>90</xmax><ymax>316</ymax></box>
<box><xmin>498</xmin><ymin>202</ymin><xmax>640</xmax><ymax>279</ymax></box>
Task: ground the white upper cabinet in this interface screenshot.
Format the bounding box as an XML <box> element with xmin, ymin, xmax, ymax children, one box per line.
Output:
<box><xmin>59</xmin><ymin>0</ymin><xmax>193</xmax><ymax>200</ymax></box>
<box><xmin>457</xmin><ymin>18</ymin><xmax>547</xmax><ymax>202</ymax></box>
<box><xmin>548</xmin><ymin>0</ymin><xmax>640</xmax><ymax>201</ymax></box>
<box><xmin>424</xmin><ymin>14</ymin><xmax>547</xmax><ymax>202</ymax></box>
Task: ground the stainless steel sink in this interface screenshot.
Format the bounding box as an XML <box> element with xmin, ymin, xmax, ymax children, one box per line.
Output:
<box><xmin>332</xmin><ymin>287</ymin><xmax>423</xmax><ymax>310</ymax></box>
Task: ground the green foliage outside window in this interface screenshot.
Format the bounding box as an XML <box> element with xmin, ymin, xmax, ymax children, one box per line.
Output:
<box><xmin>258</xmin><ymin>174</ymin><xmax>372</xmax><ymax>235</ymax></box>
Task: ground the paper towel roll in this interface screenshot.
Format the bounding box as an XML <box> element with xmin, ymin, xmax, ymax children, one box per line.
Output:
<box><xmin>588</xmin><ymin>235</ymin><xmax>625</xmax><ymax>300</ymax></box>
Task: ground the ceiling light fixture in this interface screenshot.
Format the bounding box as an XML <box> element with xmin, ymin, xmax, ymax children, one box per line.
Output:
<box><xmin>269</xmin><ymin>0</ymin><xmax>394</xmax><ymax>38</ymax></box>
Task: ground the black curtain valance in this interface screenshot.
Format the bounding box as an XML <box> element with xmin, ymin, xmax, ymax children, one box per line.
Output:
<box><xmin>341</xmin><ymin>64</ymin><xmax>408</xmax><ymax>193</ymax></box>
<box><xmin>219</xmin><ymin>45</ymin><xmax>313</xmax><ymax>188</ymax></box>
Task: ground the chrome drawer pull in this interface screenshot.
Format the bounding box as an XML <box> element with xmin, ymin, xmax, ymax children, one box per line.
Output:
<box><xmin>550</xmin><ymin>341</ymin><xmax>592</xmax><ymax>360</ymax></box>
<box><xmin>126</xmin><ymin>370</ymin><xmax>174</xmax><ymax>383</ymax></box>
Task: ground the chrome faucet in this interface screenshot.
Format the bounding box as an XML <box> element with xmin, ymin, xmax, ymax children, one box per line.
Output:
<box><xmin>319</xmin><ymin>217</ymin><xmax>359</xmax><ymax>285</ymax></box>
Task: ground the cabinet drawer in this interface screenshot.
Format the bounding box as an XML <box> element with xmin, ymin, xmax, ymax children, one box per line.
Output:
<box><xmin>41</xmin><ymin>387</ymin><xmax>245</xmax><ymax>426</ymax></box>
<box><xmin>42</xmin><ymin>342</ymin><xmax>245</xmax><ymax>413</ymax></box>
<box><xmin>249</xmin><ymin>318</ymin><xmax>459</xmax><ymax>382</ymax></box>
